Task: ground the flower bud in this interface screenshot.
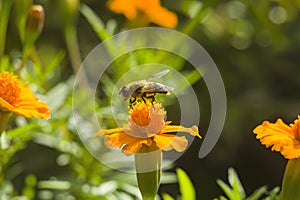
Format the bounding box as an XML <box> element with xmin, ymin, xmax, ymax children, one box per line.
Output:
<box><xmin>24</xmin><ymin>5</ymin><xmax>44</xmax><ymax>47</ymax></box>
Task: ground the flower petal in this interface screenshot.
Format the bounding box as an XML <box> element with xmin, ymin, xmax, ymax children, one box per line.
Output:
<box><xmin>281</xmin><ymin>142</ymin><xmax>300</xmax><ymax>159</ymax></box>
<box><xmin>105</xmin><ymin>132</ymin><xmax>152</xmax><ymax>155</ymax></box>
<box><xmin>94</xmin><ymin>128</ymin><xmax>124</xmax><ymax>137</ymax></box>
<box><xmin>122</xmin><ymin>139</ymin><xmax>152</xmax><ymax>155</ymax></box>
<box><xmin>162</xmin><ymin>125</ymin><xmax>201</xmax><ymax>139</ymax></box>
<box><xmin>291</xmin><ymin>115</ymin><xmax>300</xmax><ymax>139</ymax></box>
<box><xmin>13</xmin><ymin>83</ymin><xmax>50</xmax><ymax>119</ymax></box>
<box><xmin>107</xmin><ymin>0</ymin><xmax>177</xmax><ymax>28</ymax></box>
<box><xmin>145</xmin><ymin>6</ymin><xmax>178</xmax><ymax>28</ymax></box>
<box><xmin>0</xmin><ymin>72</ymin><xmax>50</xmax><ymax>119</ymax></box>
<box><xmin>154</xmin><ymin>134</ymin><xmax>188</xmax><ymax>152</ymax></box>
<box><xmin>0</xmin><ymin>97</ymin><xmax>15</xmax><ymax>111</ymax></box>
<box><xmin>107</xmin><ymin>0</ymin><xmax>137</xmax><ymax>19</ymax></box>
<box><xmin>253</xmin><ymin>118</ymin><xmax>300</xmax><ymax>159</ymax></box>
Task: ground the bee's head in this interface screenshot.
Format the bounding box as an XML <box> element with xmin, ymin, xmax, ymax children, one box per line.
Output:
<box><xmin>119</xmin><ymin>86</ymin><xmax>130</xmax><ymax>100</ymax></box>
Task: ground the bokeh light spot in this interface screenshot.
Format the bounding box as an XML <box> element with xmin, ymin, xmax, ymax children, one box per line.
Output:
<box><xmin>269</xmin><ymin>6</ymin><xmax>287</xmax><ymax>24</ymax></box>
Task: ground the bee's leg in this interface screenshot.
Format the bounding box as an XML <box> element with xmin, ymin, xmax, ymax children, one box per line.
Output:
<box><xmin>147</xmin><ymin>94</ymin><xmax>157</xmax><ymax>110</ymax></box>
<box><xmin>130</xmin><ymin>97</ymin><xmax>136</xmax><ymax>104</ymax></box>
<box><xmin>129</xmin><ymin>97</ymin><xmax>136</xmax><ymax>109</ymax></box>
<box><xmin>149</xmin><ymin>95</ymin><xmax>156</xmax><ymax>105</ymax></box>
<box><xmin>141</xmin><ymin>93</ymin><xmax>148</xmax><ymax>104</ymax></box>
<box><xmin>142</xmin><ymin>97</ymin><xmax>148</xmax><ymax>104</ymax></box>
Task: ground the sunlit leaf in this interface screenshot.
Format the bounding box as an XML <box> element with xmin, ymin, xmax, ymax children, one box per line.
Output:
<box><xmin>176</xmin><ymin>168</ymin><xmax>196</xmax><ymax>200</ymax></box>
<box><xmin>216</xmin><ymin>179</ymin><xmax>234</xmax><ymax>199</ymax></box>
<box><xmin>44</xmin><ymin>50</ymin><xmax>66</xmax><ymax>80</ymax></box>
<box><xmin>91</xmin><ymin>181</ymin><xmax>118</xmax><ymax>196</ymax></box>
<box><xmin>162</xmin><ymin>193</ymin><xmax>175</xmax><ymax>200</ymax></box>
<box><xmin>45</xmin><ymin>82</ymin><xmax>71</xmax><ymax>111</ymax></box>
<box><xmin>117</xmin><ymin>183</ymin><xmax>141</xmax><ymax>199</ymax></box>
<box><xmin>228</xmin><ymin>168</ymin><xmax>245</xmax><ymax>199</ymax></box>
<box><xmin>0</xmin><ymin>131</ymin><xmax>11</xmax><ymax>150</ymax></box>
<box><xmin>248</xmin><ymin>186</ymin><xmax>267</xmax><ymax>200</ymax></box>
<box><xmin>6</xmin><ymin>124</ymin><xmax>37</xmax><ymax>138</ymax></box>
<box><xmin>38</xmin><ymin>180</ymin><xmax>71</xmax><ymax>190</ymax></box>
<box><xmin>264</xmin><ymin>187</ymin><xmax>280</xmax><ymax>200</ymax></box>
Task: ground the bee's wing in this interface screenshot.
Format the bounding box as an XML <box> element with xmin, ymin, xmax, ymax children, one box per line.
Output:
<box><xmin>142</xmin><ymin>82</ymin><xmax>174</xmax><ymax>93</ymax></box>
<box><xmin>147</xmin><ymin>69</ymin><xmax>170</xmax><ymax>81</ymax></box>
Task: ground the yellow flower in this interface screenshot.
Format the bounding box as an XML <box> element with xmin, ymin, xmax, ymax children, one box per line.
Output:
<box><xmin>94</xmin><ymin>102</ymin><xmax>200</xmax><ymax>155</ymax></box>
<box><xmin>0</xmin><ymin>71</ymin><xmax>50</xmax><ymax>119</ymax></box>
<box><xmin>253</xmin><ymin>115</ymin><xmax>300</xmax><ymax>159</ymax></box>
<box><xmin>107</xmin><ymin>0</ymin><xmax>178</xmax><ymax>28</ymax></box>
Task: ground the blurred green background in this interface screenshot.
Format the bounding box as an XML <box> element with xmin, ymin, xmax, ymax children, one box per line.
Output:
<box><xmin>1</xmin><ymin>0</ymin><xmax>300</xmax><ymax>199</ymax></box>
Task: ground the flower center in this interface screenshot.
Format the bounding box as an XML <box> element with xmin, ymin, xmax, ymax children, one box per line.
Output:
<box><xmin>0</xmin><ymin>72</ymin><xmax>21</xmax><ymax>105</ymax></box>
<box><xmin>129</xmin><ymin>102</ymin><xmax>152</xmax><ymax>126</ymax></box>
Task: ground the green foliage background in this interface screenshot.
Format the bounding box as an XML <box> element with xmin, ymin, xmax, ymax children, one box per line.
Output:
<box><xmin>1</xmin><ymin>0</ymin><xmax>300</xmax><ymax>199</ymax></box>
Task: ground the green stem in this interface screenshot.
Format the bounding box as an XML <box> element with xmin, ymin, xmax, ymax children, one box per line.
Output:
<box><xmin>153</xmin><ymin>4</ymin><xmax>208</xmax><ymax>69</ymax></box>
<box><xmin>15</xmin><ymin>44</ymin><xmax>42</xmax><ymax>75</ymax></box>
<box><xmin>136</xmin><ymin>170</ymin><xmax>160</xmax><ymax>200</ymax></box>
<box><xmin>181</xmin><ymin>4</ymin><xmax>207</xmax><ymax>36</ymax></box>
<box><xmin>281</xmin><ymin>158</ymin><xmax>300</xmax><ymax>199</ymax></box>
<box><xmin>0</xmin><ymin>0</ymin><xmax>14</xmax><ymax>59</ymax></box>
<box><xmin>64</xmin><ymin>25</ymin><xmax>90</xmax><ymax>88</ymax></box>
<box><xmin>15</xmin><ymin>50</ymin><xmax>27</xmax><ymax>75</ymax></box>
<box><xmin>65</xmin><ymin>25</ymin><xmax>81</xmax><ymax>73</ymax></box>
<box><xmin>0</xmin><ymin>111</ymin><xmax>10</xmax><ymax>134</ymax></box>
<box><xmin>135</xmin><ymin>147</ymin><xmax>162</xmax><ymax>200</ymax></box>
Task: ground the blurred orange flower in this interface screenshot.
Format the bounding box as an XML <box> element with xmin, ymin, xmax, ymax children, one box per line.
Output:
<box><xmin>107</xmin><ymin>0</ymin><xmax>178</xmax><ymax>28</ymax></box>
<box><xmin>253</xmin><ymin>115</ymin><xmax>300</xmax><ymax>159</ymax></box>
<box><xmin>0</xmin><ymin>71</ymin><xmax>50</xmax><ymax>119</ymax></box>
<box><xmin>94</xmin><ymin>102</ymin><xmax>200</xmax><ymax>155</ymax></box>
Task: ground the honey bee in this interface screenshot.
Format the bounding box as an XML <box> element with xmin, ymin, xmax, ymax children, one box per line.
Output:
<box><xmin>119</xmin><ymin>69</ymin><xmax>173</xmax><ymax>105</ymax></box>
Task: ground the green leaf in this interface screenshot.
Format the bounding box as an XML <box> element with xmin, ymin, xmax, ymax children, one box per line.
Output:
<box><xmin>80</xmin><ymin>4</ymin><xmax>109</xmax><ymax>41</ymax></box>
<box><xmin>45</xmin><ymin>82</ymin><xmax>71</xmax><ymax>111</ymax></box>
<box><xmin>44</xmin><ymin>49</ymin><xmax>65</xmax><ymax>79</ymax></box>
<box><xmin>185</xmin><ymin>69</ymin><xmax>203</xmax><ymax>86</ymax></box>
<box><xmin>6</xmin><ymin>123</ymin><xmax>37</xmax><ymax>138</ymax></box>
<box><xmin>38</xmin><ymin>180</ymin><xmax>71</xmax><ymax>190</ymax></box>
<box><xmin>117</xmin><ymin>183</ymin><xmax>140</xmax><ymax>199</ymax></box>
<box><xmin>80</xmin><ymin>4</ymin><xmax>120</xmax><ymax>63</ymax></box>
<box><xmin>0</xmin><ymin>55</ymin><xmax>11</xmax><ymax>71</ymax></box>
<box><xmin>91</xmin><ymin>181</ymin><xmax>118</xmax><ymax>196</ymax></box>
<box><xmin>216</xmin><ymin>179</ymin><xmax>234</xmax><ymax>199</ymax></box>
<box><xmin>0</xmin><ymin>131</ymin><xmax>11</xmax><ymax>150</ymax></box>
<box><xmin>114</xmin><ymin>191</ymin><xmax>135</xmax><ymax>200</ymax></box>
<box><xmin>265</xmin><ymin>186</ymin><xmax>280</xmax><ymax>200</ymax></box>
<box><xmin>22</xmin><ymin>174</ymin><xmax>37</xmax><ymax>199</ymax></box>
<box><xmin>228</xmin><ymin>168</ymin><xmax>245</xmax><ymax>199</ymax></box>
<box><xmin>176</xmin><ymin>168</ymin><xmax>196</xmax><ymax>200</ymax></box>
<box><xmin>220</xmin><ymin>196</ymin><xmax>228</xmax><ymax>200</ymax></box>
<box><xmin>160</xmin><ymin>172</ymin><xmax>177</xmax><ymax>184</ymax></box>
<box><xmin>162</xmin><ymin>193</ymin><xmax>175</xmax><ymax>200</ymax></box>
<box><xmin>248</xmin><ymin>186</ymin><xmax>267</xmax><ymax>200</ymax></box>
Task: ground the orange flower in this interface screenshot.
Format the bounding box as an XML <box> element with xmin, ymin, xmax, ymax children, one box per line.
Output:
<box><xmin>94</xmin><ymin>102</ymin><xmax>200</xmax><ymax>155</ymax></box>
<box><xmin>107</xmin><ymin>0</ymin><xmax>178</xmax><ymax>28</ymax></box>
<box><xmin>253</xmin><ymin>115</ymin><xmax>300</xmax><ymax>159</ymax></box>
<box><xmin>0</xmin><ymin>71</ymin><xmax>50</xmax><ymax>119</ymax></box>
